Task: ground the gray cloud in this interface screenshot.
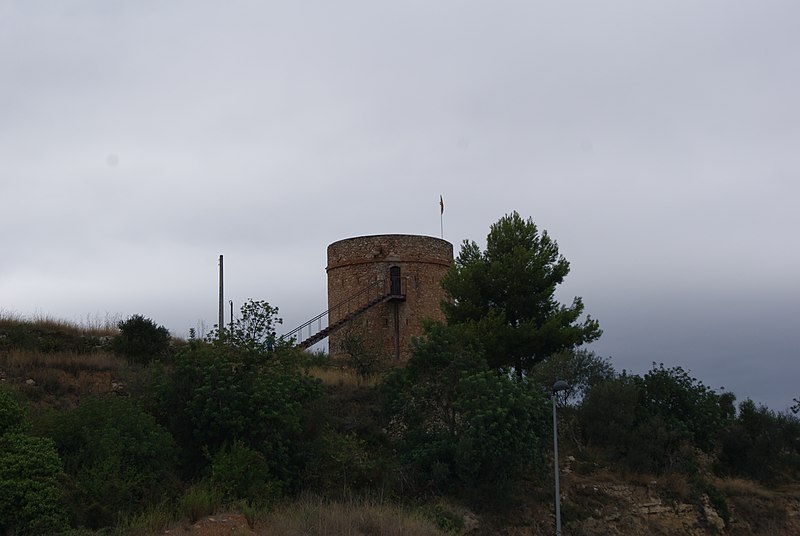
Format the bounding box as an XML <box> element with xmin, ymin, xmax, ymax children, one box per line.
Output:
<box><xmin>2</xmin><ymin>1</ymin><xmax>798</xmax><ymax>410</ymax></box>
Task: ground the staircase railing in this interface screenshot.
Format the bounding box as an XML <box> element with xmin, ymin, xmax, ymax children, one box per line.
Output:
<box><xmin>284</xmin><ymin>278</ymin><xmax>391</xmax><ymax>347</ymax></box>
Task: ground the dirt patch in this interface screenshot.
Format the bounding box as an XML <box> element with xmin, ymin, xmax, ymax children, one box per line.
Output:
<box><xmin>166</xmin><ymin>514</ymin><xmax>255</xmax><ymax>535</ymax></box>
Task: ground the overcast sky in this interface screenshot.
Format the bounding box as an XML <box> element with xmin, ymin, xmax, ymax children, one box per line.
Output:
<box><xmin>2</xmin><ymin>1</ymin><xmax>798</xmax><ymax>410</ymax></box>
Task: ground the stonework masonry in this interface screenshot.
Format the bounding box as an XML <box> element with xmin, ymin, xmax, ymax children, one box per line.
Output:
<box><xmin>327</xmin><ymin>234</ymin><xmax>453</xmax><ymax>360</ymax></box>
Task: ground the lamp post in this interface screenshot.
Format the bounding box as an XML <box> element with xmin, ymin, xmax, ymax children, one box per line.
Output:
<box><xmin>552</xmin><ymin>379</ymin><xmax>569</xmax><ymax>536</ymax></box>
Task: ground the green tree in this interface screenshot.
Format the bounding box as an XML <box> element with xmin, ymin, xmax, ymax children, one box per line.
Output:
<box><xmin>529</xmin><ymin>348</ymin><xmax>615</xmax><ymax>407</ymax></box>
<box><xmin>219</xmin><ymin>299</ymin><xmax>285</xmax><ymax>356</ymax></box>
<box><xmin>382</xmin><ymin>323</ymin><xmax>549</xmax><ymax>501</ymax></box>
<box><xmin>112</xmin><ymin>314</ymin><xmax>171</xmax><ymax>364</ymax></box>
<box><xmin>441</xmin><ymin>211</ymin><xmax>601</xmax><ymax>376</ymax></box>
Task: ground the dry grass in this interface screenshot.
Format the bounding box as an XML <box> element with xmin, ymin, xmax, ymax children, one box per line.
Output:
<box><xmin>254</xmin><ymin>497</ymin><xmax>444</xmax><ymax>536</ymax></box>
<box><xmin>0</xmin><ymin>348</ymin><xmax>128</xmax><ymax>406</ymax></box>
<box><xmin>0</xmin><ymin>311</ymin><xmax>118</xmax><ymax>337</ymax></box>
<box><xmin>1</xmin><ymin>349</ymin><xmax>122</xmax><ymax>374</ymax></box>
<box><xmin>657</xmin><ymin>472</ymin><xmax>693</xmax><ymax>501</ymax></box>
<box><xmin>308</xmin><ymin>365</ymin><xmax>381</xmax><ymax>388</ymax></box>
<box><xmin>715</xmin><ymin>478</ymin><xmax>779</xmax><ymax>500</ymax></box>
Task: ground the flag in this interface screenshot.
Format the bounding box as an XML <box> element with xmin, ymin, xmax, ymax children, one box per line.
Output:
<box><xmin>439</xmin><ymin>195</ymin><xmax>444</xmax><ymax>215</ymax></box>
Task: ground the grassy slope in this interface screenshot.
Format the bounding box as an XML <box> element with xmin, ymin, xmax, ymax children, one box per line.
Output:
<box><xmin>2</xmin><ymin>316</ymin><xmax>799</xmax><ymax>535</ymax></box>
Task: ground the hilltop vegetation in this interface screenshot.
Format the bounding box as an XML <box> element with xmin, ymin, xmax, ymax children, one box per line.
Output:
<box><xmin>1</xmin><ymin>213</ymin><xmax>799</xmax><ymax>535</ymax></box>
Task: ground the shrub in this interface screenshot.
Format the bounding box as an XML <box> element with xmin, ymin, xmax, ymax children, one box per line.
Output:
<box><xmin>112</xmin><ymin>314</ymin><xmax>170</xmax><ymax>364</ymax></box>
<box><xmin>579</xmin><ymin>365</ymin><xmax>733</xmax><ymax>474</ymax></box>
<box><xmin>716</xmin><ymin>399</ymin><xmax>800</xmax><ymax>484</ymax></box>
<box><xmin>578</xmin><ymin>375</ymin><xmax>640</xmax><ymax>457</ymax></box>
<box><xmin>0</xmin><ymin>385</ymin><xmax>27</xmax><ymax>436</ymax></box>
<box><xmin>382</xmin><ymin>323</ymin><xmax>549</xmax><ymax>501</ymax></box>
<box><xmin>209</xmin><ymin>440</ymin><xmax>279</xmax><ymax>504</ymax></box>
<box><xmin>0</xmin><ymin>433</ymin><xmax>68</xmax><ymax>535</ymax></box>
<box><xmin>339</xmin><ymin>329</ymin><xmax>384</xmax><ymax>383</ymax></box>
<box><xmin>453</xmin><ymin>371</ymin><xmax>549</xmax><ymax>499</ymax></box>
<box><xmin>152</xmin><ymin>340</ymin><xmax>321</xmax><ymax>488</ymax></box>
<box><xmin>181</xmin><ymin>482</ymin><xmax>221</xmax><ymax>523</ymax></box>
<box><xmin>639</xmin><ymin>364</ymin><xmax>728</xmax><ymax>453</ymax></box>
<box><xmin>45</xmin><ymin>397</ymin><xmax>177</xmax><ymax>528</ymax></box>
<box><xmin>303</xmin><ymin>430</ymin><xmax>381</xmax><ymax>492</ymax></box>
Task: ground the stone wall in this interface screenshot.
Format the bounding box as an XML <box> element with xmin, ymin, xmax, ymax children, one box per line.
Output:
<box><xmin>326</xmin><ymin>234</ymin><xmax>453</xmax><ymax>360</ymax></box>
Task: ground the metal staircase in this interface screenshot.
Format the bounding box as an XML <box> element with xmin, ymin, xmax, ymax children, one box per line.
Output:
<box><xmin>284</xmin><ymin>276</ymin><xmax>405</xmax><ymax>349</ymax></box>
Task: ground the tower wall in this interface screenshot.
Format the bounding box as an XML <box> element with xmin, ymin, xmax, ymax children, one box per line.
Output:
<box><xmin>326</xmin><ymin>234</ymin><xmax>453</xmax><ymax>360</ymax></box>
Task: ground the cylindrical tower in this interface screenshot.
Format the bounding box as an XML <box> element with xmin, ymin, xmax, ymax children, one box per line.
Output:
<box><xmin>326</xmin><ymin>234</ymin><xmax>453</xmax><ymax>360</ymax></box>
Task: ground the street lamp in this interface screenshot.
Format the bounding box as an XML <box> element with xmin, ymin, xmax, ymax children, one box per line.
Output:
<box><xmin>552</xmin><ymin>379</ymin><xmax>569</xmax><ymax>536</ymax></box>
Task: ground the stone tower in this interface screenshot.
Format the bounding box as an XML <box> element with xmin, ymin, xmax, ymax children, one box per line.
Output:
<box><xmin>326</xmin><ymin>234</ymin><xmax>453</xmax><ymax>360</ymax></box>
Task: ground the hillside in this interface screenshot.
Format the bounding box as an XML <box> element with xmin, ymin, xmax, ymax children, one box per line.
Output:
<box><xmin>1</xmin><ymin>315</ymin><xmax>799</xmax><ymax>535</ymax></box>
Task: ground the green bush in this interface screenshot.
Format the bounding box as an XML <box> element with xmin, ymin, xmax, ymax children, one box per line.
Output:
<box><xmin>0</xmin><ymin>433</ymin><xmax>69</xmax><ymax>535</ymax></box>
<box><xmin>382</xmin><ymin>323</ymin><xmax>549</xmax><ymax>501</ymax></box>
<box><xmin>639</xmin><ymin>364</ymin><xmax>728</xmax><ymax>453</ymax></box>
<box><xmin>303</xmin><ymin>430</ymin><xmax>382</xmax><ymax>492</ymax></box>
<box><xmin>716</xmin><ymin>399</ymin><xmax>800</xmax><ymax>484</ymax></box>
<box><xmin>45</xmin><ymin>397</ymin><xmax>177</xmax><ymax>529</ymax></box>
<box><xmin>152</xmin><ymin>340</ymin><xmax>321</xmax><ymax>488</ymax></box>
<box><xmin>112</xmin><ymin>314</ymin><xmax>171</xmax><ymax>364</ymax></box>
<box><xmin>209</xmin><ymin>440</ymin><xmax>279</xmax><ymax>504</ymax></box>
<box><xmin>181</xmin><ymin>482</ymin><xmax>222</xmax><ymax>523</ymax></box>
<box><xmin>579</xmin><ymin>375</ymin><xmax>640</xmax><ymax>457</ymax></box>
<box><xmin>453</xmin><ymin>371</ymin><xmax>549</xmax><ymax>499</ymax></box>
<box><xmin>579</xmin><ymin>365</ymin><xmax>733</xmax><ymax>474</ymax></box>
<box><xmin>0</xmin><ymin>385</ymin><xmax>27</xmax><ymax>436</ymax></box>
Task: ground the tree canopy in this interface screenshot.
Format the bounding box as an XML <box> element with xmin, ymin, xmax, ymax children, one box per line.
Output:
<box><xmin>441</xmin><ymin>211</ymin><xmax>601</xmax><ymax>375</ymax></box>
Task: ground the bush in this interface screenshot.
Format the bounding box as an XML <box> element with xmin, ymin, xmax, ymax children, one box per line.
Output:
<box><xmin>181</xmin><ymin>482</ymin><xmax>222</xmax><ymax>523</ymax></box>
<box><xmin>339</xmin><ymin>329</ymin><xmax>384</xmax><ymax>383</ymax></box>
<box><xmin>151</xmin><ymin>340</ymin><xmax>321</xmax><ymax>489</ymax></box>
<box><xmin>639</xmin><ymin>364</ymin><xmax>728</xmax><ymax>453</ymax></box>
<box><xmin>209</xmin><ymin>440</ymin><xmax>279</xmax><ymax>504</ymax></box>
<box><xmin>112</xmin><ymin>314</ymin><xmax>170</xmax><ymax>364</ymax></box>
<box><xmin>382</xmin><ymin>323</ymin><xmax>549</xmax><ymax>501</ymax></box>
<box><xmin>0</xmin><ymin>433</ymin><xmax>69</xmax><ymax>535</ymax></box>
<box><xmin>303</xmin><ymin>430</ymin><xmax>382</xmax><ymax>492</ymax></box>
<box><xmin>453</xmin><ymin>371</ymin><xmax>549</xmax><ymax>499</ymax></box>
<box><xmin>716</xmin><ymin>399</ymin><xmax>800</xmax><ymax>484</ymax></box>
<box><xmin>579</xmin><ymin>365</ymin><xmax>733</xmax><ymax>474</ymax></box>
<box><xmin>578</xmin><ymin>375</ymin><xmax>640</xmax><ymax>457</ymax></box>
<box><xmin>0</xmin><ymin>385</ymin><xmax>27</xmax><ymax>436</ymax></box>
<box><xmin>45</xmin><ymin>397</ymin><xmax>177</xmax><ymax>529</ymax></box>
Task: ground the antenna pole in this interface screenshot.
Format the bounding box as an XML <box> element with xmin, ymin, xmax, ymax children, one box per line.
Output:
<box><xmin>218</xmin><ymin>255</ymin><xmax>224</xmax><ymax>339</ymax></box>
<box><xmin>229</xmin><ymin>300</ymin><xmax>234</xmax><ymax>338</ymax></box>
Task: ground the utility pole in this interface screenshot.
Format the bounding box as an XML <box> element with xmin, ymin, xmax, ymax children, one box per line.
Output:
<box><xmin>218</xmin><ymin>255</ymin><xmax>224</xmax><ymax>339</ymax></box>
